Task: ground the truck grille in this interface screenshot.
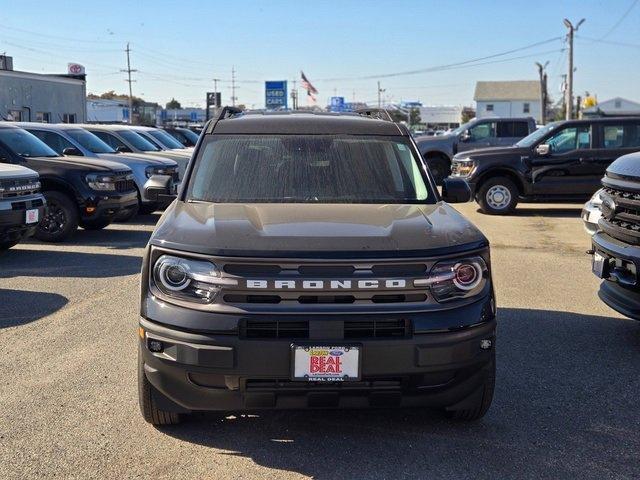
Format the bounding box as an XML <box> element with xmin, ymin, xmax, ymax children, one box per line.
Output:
<box><xmin>600</xmin><ymin>186</ymin><xmax>640</xmax><ymax>244</ymax></box>
<box><xmin>0</xmin><ymin>177</ymin><xmax>41</xmax><ymax>199</ymax></box>
<box><xmin>240</xmin><ymin>318</ymin><xmax>411</xmax><ymax>339</ymax></box>
<box><xmin>115</xmin><ymin>178</ymin><xmax>135</xmax><ymax>192</ymax></box>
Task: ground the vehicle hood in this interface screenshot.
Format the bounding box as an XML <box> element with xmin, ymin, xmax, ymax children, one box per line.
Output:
<box><xmin>150</xmin><ymin>202</ymin><xmax>488</xmax><ymax>258</ymax></box>
<box><xmin>606</xmin><ymin>152</ymin><xmax>640</xmax><ymax>182</ymax></box>
<box><xmin>0</xmin><ymin>163</ymin><xmax>39</xmax><ymax>179</ymax></box>
<box><xmin>414</xmin><ymin>134</ymin><xmax>455</xmax><ymax>151</ymax></box>
<box><xmin>455</xmin><ymin>145</ymin><xmax>529</xmax><ymax>160</ymax></box>
<box><xmin>119</xmin><ymin>152</ymin><xmax>179</xmax><ymax>166</ymax></box>
<box><xmin>25</xmin><ymin>156</ymin><xmax>130</xmax><ymax>172</ymax></box>
<box><xmin>96</xmin><ymin>152</ymin><xmax>176</xmax><ymax>167</ymax></box>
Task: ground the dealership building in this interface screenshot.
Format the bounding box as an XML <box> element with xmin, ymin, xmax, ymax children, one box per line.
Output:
<box><xmin>0</xmin><ymin>56</ymin><xmax>87</xmax><ymax>123</ymax></box>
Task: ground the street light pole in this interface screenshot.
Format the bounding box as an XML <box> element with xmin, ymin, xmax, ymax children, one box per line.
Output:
<box><xmin>563</xmin><ymin>18</ymin><xmax>585</xmax><ymax>120</ymax></box>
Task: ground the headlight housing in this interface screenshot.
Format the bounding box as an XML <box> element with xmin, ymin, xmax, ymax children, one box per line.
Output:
<box><xmin>146</xmin><ymin>166</ymin><xmax>177</xmax><ymax>179</ymax></box>
<box><xmin>425</xmin><ymin>256</ymin><xmax>488</xmax><ymax>302</ymax></box>
<box><xmin>85</xmin><ymin>173</ymin><xmax>116</xmax><ymax>191</ymax></box>
<box><xmin>152</xmin><ymin>254</ymin><xmax>222</xmax><ymax>304</ymax></box>
<box><xmin>452</xmin><ymin>159</ymin><xmax>475</xmax><ymax>177</ymax></box>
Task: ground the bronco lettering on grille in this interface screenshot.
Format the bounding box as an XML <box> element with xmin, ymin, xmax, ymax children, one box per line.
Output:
<box><xmin>245</xmin><ymin>279</ymin><xmax>407</xmax><ymax>290</ymax></box>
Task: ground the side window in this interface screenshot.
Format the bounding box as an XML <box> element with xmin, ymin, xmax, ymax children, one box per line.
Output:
<box><xmin>468</xmin><ymin>122</ymin><xmax>496</xmax><ymax>141</ymax></box>
<box><xmin>546</xmin><ymin>126</ymin><xmax>591</xmax><ymax>154</ymax></box>
<box><xmin>92</xmin><ymin>131</ymin><xmax>125</xmax><ymax>149</ymax></box>
<box><xmin>496</xmin><ymin>122</ymin><xmax>514</xmax><ymax>138</ymax></box>
<box><xmin>512</xmin><ymin>122</ymin><xmax>530</xmax><ymax>137</ymax></box>
<box><xmin>29</xmin><ymin>130</ymin><xmax>75</xmax><ymax>155</ymax></box>
<box><xmin>602</xmin><ymin>124</ymin><xmax>640</xmax><ymax>149</ymax></box>
<box><xmin>523</xmin><ymin>103</ymin><xmax>530</xmax><ymax>113</ymax></box>
<box><xmin>486</xmin><ymin>104</ymin><xmax>494</xmax><ymax>112</ymax></box>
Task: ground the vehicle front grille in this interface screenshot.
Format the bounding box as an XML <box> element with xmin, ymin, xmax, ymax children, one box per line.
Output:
<box><xmin>11</xmin><ymin>198</ymin><xmax>44</xmax><ymax>211</ymax></box>
<box><xmin>115</xmin><ymin>178</ymin><xmax>135</xmax><ymax>192</ymax></box>
<box><xmin>0</xmin><ymin>177</ymin><xmax>41</xmax><ymax>199</ymax></box>
<box><xmin>601</xmin><ymin>186</ymin><xmax>640</xmax><ymax>244</ymax></box>
<box><xmin>240</xmin><ymin>318</ymin><xmax>412</xmax><ymax>340</ymax></box>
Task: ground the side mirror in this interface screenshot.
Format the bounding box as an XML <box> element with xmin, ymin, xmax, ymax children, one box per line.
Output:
<box><xmin>442</xmin><ymin>177</ymin><xmax>472</xmax><ymax>203</ymax></box>
<box><xmin>116</xmin><ymin>145</ymin><xmax>132</xmax><ymax>153</ymax></box>
<box><xmin>535</xmin><ymin>144</ymin><xmax>550</xmax><ymax>156</ymax></box>
<box><xmin>459</xmin><ymin>131</ymin><xmax>470</xmax><ymax>142</ymax></box>
<box><xmin>62</xmin><ymin>147</ymin><xmax>82</xmax><ymax>156</ymax></box>
<box><xmin>144</xmin><ymin>175</ymin><xmax>177</xmax><ymax>203</ymax></box>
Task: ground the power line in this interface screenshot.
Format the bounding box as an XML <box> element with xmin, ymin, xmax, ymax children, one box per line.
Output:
<box><xmin>0</xmin><ymin>23</ymin><xmax>120</xmax><ymax>44</ymax></box>
<box><xmin>576</xmin><ymin>35</ymin><xmax>640</xmax><ymax>49</ymax></box>
<box><xmin>599</xmin><ymin>0</ymin><xmax>639</xmax><ymax>39</ymax></box>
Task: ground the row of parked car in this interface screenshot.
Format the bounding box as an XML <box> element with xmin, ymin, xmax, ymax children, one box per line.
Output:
<box><xmin>0</xmin><ymin>122</ymin><xmax>199</xmax><ymax>250</ymax></box>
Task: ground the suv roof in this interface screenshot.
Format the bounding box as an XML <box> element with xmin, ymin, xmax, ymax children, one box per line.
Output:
<box><xmin>209</xmin><ymin>110</ymin><xmax>406</xmax><ymax>136</ymax></box>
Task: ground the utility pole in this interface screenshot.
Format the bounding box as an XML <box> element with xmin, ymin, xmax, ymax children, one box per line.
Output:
<box><xmin>231</xmin><ymin>67</ymin><xmax>237</xmax><ymax>106</ymax></box>
<box><xmin>535</xmin><ymin>61</ymin><xmax>549</xmax><ymax>124</ymax></box>
<box><xmin>291</xmin><ymin>80</ymin><xmax>298</xmax><ymax>110</ymax></box>
<box><xmin>121</xmin><ymin>42</ymin><xmax>137</xmax><ymax>124</ymax></box>
<box><xmin>377</xmin><ymin>81</ymin><xmax>385</xmax><ymax>108</ymax></box>
<box><xmin>563</xmin><ymin>18</ymin><xmax>585</xmax><ymax>120</ymax></box>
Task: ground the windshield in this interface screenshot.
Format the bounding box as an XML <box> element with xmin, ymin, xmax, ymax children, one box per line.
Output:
<box><xmin>188</xmin><ymin>135</ymin><xmax>432</xmax><ymax>204</ymax></box>
<box><xmin>515</xmin><ymin>122</ymin><xmax>561</xmax><ymax>147</ymax></box>
<box><xmin>179</xmin><ymin>128</ymin><xmax>199</xmax><ymax>144</ymax></box>
<box><xmin>118</xmin><ymin>130</ymin><xmax>160</xmax><ymax>151</ymax></box>
<box><xmin>0</xmin><ymin>128</ymin><xmax>58</xmax><ymax>157</ymax></box>
<box><xmin>450</xmin><ymin>121</ymin><xmax>473</xmax><ymax>136</ymax></box>
<box><xmin>66</xmin><ymin>129</ymin><xmax>116</xmax><ymax>154</ymax></box>
<box><xmin>148</xmin><ymin>129</ymin><xmax>185</xmax><ymax>149</ymax></box>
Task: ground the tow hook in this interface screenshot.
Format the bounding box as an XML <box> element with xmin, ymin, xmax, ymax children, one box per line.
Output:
<box><xmin>586</xmin><ymin>249</ymin><xmax>595</xmax><ymax>255</ymax></box>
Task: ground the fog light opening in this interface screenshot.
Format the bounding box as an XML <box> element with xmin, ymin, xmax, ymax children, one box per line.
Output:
<box><xmin>480</xmin><ymin>339</ymin><xmax>493</xmax><ymax>350</ymax></box>
<box><xmin>148</xmin><ymin>339</ymin><xmax>164</xmax><ymax>353</ymax></box>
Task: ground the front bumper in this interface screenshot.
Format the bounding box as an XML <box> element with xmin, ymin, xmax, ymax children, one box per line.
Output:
<box><xmin>0</xmin><ymin>195</ymin><xmax>46</xmax><ymax>243</ymax></box>
<box><xmin>581</xmin><ymin>201</ymin><xmax>602</xmax><ymax>236</ymax></box>
<box><xmin>592</xmin><ymin>231</ymin><xmax>640</xmax><ymax>320</ymax></box>
<box><xmin>139</xmin><ymin>300</ymin><xmax>496</xmax><ymax>413</ymax></box>
<box><xmin>80</xmin><ymin>191</ymin><xmax>138</xmax><ymax>222</ymax></box>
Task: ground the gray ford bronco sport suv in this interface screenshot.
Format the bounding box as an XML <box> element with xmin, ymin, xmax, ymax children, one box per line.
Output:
<box><xmin>138</xmin><ymin>108</ymin><xmax>497</xmax><ymax>425</ymax></box>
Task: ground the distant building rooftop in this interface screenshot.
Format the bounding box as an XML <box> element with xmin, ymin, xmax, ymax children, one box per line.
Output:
<box><xmin>474</xmin><ymin>81</ymin><xmax>540</xmax><ymax>101</ymax></box>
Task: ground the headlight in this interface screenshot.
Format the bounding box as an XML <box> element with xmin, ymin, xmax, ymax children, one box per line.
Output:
<box><xmin>452</xmin><ymin>159</ymin><xmax>475</xmax><ymax>177</ymax></box>
<box><xmin>152</xmin><ymin>254</ymin><xmax>222</xmax><ymax>304</ymax></box>
<box><xmin>145</xmin><ymin>166</ymin><xmax>177</xmax><ymax>178</ymax></box>
<box><xmin>85</xmin><ymin>174</ymin><xmax>116</xmax><ymax>191</ymax></box>
<box><xmin>421</xmin><ymin>256</ymin><xmax>488</xmax><ymax>303</ymax></box>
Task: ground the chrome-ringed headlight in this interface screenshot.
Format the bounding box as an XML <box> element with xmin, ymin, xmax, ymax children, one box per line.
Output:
<box><xmin>85</xmin><ymin>173</ymin><xmax>116</xmax><ymax>191</ymax></box>
<box><xmin>152</xmin><ymin>254</ymin><xmax>223</xmax><ymax>304</ymax></box>
<box><xmin>418</xmin><ymin>256</ymin><xmax>488</xmax><ymax>303</ymax></box>
<box><xmin>452</xmin><ymin>159</ymin><xmax>475</xmax><ymax>177</ymax></box>
<box><xmin>145</xmin><ymin>166</ymin><xmax>176</xmax><ymax>178</ymax></box>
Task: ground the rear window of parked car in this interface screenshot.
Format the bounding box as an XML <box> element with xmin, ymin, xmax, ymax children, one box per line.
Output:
<box><xmin>602</xmin><ymin>124</ymin><xmax>640</xmax><ymax>149</ymax></box>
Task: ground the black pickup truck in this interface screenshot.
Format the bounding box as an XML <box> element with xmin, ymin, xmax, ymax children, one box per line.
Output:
<box><xmin>0</xmin><ymin>124</ymin><xmax>138</xmax><ymax>242</ymax></box>
<box><xmin>0</xmin><ymin>163</ymin><xmax>46</xmax><ymax>251</ymax></box>
<box><xmin>591</xmin><ymin>152</ymin><xmax>640</xmax><ymax>320</ymax></box>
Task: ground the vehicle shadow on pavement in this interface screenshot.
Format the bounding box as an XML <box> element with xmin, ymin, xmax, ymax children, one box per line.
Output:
<box><xmin>159</xmin><ymin>307</ymin><xmax>640</xmax><ymax>479</ymax></box>
<box><xmin>0</xmin><ymin>288</ymin><xmax>68</xmax><ymax>328</ymax></box>
<box><xmin>481</xmin><ymin>207</ymin><xmax>582</xmax><ymax>218</ymax></box>
<box><xmin>0</xmin><ymin>249</ymin><xmax>141</xmax><ymax>278</ymax></box>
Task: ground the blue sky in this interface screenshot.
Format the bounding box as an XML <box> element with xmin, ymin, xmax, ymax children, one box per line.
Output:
<box><xmin>2</xmin><ymin>0</ymin><xmax>639</xmax><ymax>108</ymax></box>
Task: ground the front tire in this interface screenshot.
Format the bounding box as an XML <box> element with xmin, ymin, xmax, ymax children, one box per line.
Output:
<box><xmin>426</xmin><ymin>156</ymin><xmax>450</xmax><ymax>185</ymax></box>
<box><xmin>477</xmin><ymin>177</ymin><xmax>519</xmax><ymax>215</ymax></box>
<box><xmin>34</xmin><ymin>191</ymin><xmax>79</xmax><ymax>242</ymax></box>
<box><xmin>138</xmin><ymin>347</ymin><xmax>181</xmax><ymax>425</ymax></box>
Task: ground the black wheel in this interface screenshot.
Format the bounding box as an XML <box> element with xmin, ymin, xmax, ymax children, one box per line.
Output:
<box><xmin>426</xmin><ymin>156</ymin><xmax>450</xmax><ymax>185</ymax></box>
<box><xmin>477</xmin><ymin>177</ymin><xmax>519</xmax><ymax>215</ymax></box>
<box><xmin>0</xmin><ymin>239</ymin><xmax>20</xmax><ymax>251</ymax></box>
<box><xmin>113</xmin><ymin>203</ymin><xmax>140</xmax><ymax>223</ymax></box>
<box><xmin>139</xmin><ymin>203</ymin><xmax>159</xmax><ymax>215</ymax></box>
<box><xmin>34</xmin><ymin>191</ymin><xmax>79</xmax><ymax>242</ymax></box>
<box><xmin>138</xmin><ymin>346</ymin><xmax>181</xmax><ymax>425</ymax></box>
<box><xmin>446</xmin><ymin>351</ymin><xmax>495</xmax><ymax>421</ymax></box>
<box><xmin>80</xmin><ymin>218</ymin><xmax>111</xmax><ymax>230</ymax></box>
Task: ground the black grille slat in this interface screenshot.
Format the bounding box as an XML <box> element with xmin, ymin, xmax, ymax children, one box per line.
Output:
<box><xmin>345</xmin><ymin>319</ymin><xmax>411</xmax><ymax>339</ymax></box>
<box><xmin>240</xmin><ymin>319</ymin><xmax>411</xmax><ymax>340</ymax></box>
<box><xmin>115</xmin><ymin>179</ymin><xmax>135</xmax><ymax>192</ymax></box>
<box><xmin>241</xmin><ymin>320</ymin><xmax>308</xmax><ymax>339</ymax></box>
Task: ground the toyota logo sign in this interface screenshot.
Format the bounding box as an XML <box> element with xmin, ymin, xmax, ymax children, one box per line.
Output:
<box><xmin>67</xmin><ymin>63</ymin><xmax>85</xmax><ymax>75</ymax></box>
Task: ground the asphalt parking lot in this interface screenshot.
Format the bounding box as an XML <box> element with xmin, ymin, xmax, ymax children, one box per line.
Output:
<box><xmin>1</xmin><ymin>202</ymin><xmax>639</xmax><ymax>480</ymax></box>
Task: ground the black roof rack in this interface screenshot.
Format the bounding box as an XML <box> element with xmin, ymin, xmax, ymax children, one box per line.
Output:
<box><xmin>355</xmin><ymin>108</ymin><xmax>394</xmax><ymax>122</ymax></box>
<box><xmin>206</xmin><ymin>106</ymin><xmax>243</xmax><ymax>133</ymax></box>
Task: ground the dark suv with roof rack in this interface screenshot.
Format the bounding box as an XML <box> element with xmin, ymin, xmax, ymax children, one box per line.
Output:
<box><xmin>138</xmin><ymin>107</ymin><xmax>496</xmax><ymax>425</ymax></box>
<box><xmin>591</xmin><ymin>152</ymin><xmax>640</xmax><ymax>320</ymax></box>
<box><xmin>0</xmin><ymin>124</ymin><xmax>138</xmax><ymax>242</ymax></box>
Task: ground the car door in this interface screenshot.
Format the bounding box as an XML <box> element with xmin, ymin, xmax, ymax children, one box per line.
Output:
<box><xmin>457</xmin><ymin>120</ymin><xmax>496</xmax><ymax>152</ymax></box>
<box><xmin>591</xmin><ymin>121</ymin><xmax>640</xmax><ymax>176</ymax></box>
<box><xmin>28</xmin><ymin>130</ymin><xmax>79</xmax><ymax>156</ymax></box>
<box><xmin>530</xmin><ymin>123</ymin><xmax>596</xmax><ymax>196</ymax></box>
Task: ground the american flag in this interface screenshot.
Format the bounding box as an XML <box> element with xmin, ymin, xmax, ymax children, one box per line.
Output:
<box><xmin>300</xmin><ymin>71</ymin><xmax>318</xmax><ymax>95</ymax></box>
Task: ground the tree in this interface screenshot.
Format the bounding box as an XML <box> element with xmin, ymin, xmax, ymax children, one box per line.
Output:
<box><xmin>166</xmin><ymin>98</ymin><xmax>181</xmax><ymax>109</ymax></box>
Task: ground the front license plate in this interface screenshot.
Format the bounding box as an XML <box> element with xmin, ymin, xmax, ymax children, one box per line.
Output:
<box><xmin>592</xmin><ymin>252</ymin><xmax>607</xmax><ymax>278</ymax></box>
<box><xmin>292</xmin><ymin>345</ymin><xmax>360</xmax><ymax>381</ymax></box>
<box><xmin>25</xmin><ymin>208</ymin><xmax>39</xmax><ymax>224</ymax></box>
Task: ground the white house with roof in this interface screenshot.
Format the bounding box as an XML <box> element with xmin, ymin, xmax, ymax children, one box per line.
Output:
<box><xmin>474</xmin><ymin>80</ymin><xmax>541</xmax><ymax>122</ymax></box>
<box><xmin>582</xmin><ymin>97</ymin><xmax>640</xmax><ymax>117</ymax></box>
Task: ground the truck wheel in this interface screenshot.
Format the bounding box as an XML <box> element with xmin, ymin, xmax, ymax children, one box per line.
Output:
<box><xmin>427</xmin><ymin>157</ymin><xmax>450</xmax><ymax>185</ymax></box>
<box><xmin>477</xmin><ymin>177</ymin><xmax>518</xmax><ymax>215</ymax></box>
<box><xmin>138</xmin><ymin>347</ymin><xmax>181</xmax><ymax>426</ymax></box>
<box><xmin>35</xmin><ymin>191</ymin><xmax>79</xmax><ymax>243</ymax></box>
<box><xmin>80</xmin><ymin>218</ymin><xmax>111</xmax><ymax>230</ymax></box>
<box><xmin>446</xmin><ymin>351</ymin><xmax>495</xmax><ymax>421</ymax></box>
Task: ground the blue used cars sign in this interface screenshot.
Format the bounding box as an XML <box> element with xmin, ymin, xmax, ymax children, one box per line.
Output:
<box><xmin>265</xmin><ymin>81</ymin><xmax>288</xmax><ymax>110</ymax></box>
